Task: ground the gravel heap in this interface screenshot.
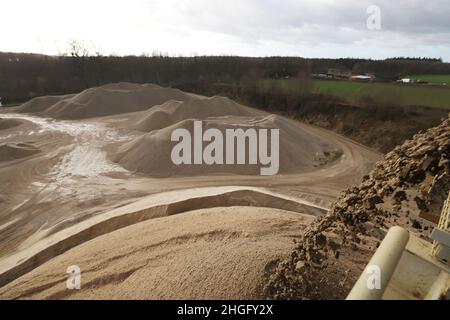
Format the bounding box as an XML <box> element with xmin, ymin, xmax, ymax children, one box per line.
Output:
<box><xmin>264</xmin><ymin>114</ymin><xmax>450</xmax><ymax>299</ymax></box>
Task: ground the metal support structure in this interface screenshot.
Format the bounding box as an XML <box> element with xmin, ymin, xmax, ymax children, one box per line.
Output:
<box><xmin>347</xmin><ymin>226</ymin><xmax>410</xmax><ymax>300</ymax></box>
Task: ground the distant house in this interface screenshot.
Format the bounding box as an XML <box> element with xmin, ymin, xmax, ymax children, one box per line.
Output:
<box><xmin>321</xmin><ymin>68</ymin><xmax>352</xmax><ymax>80</ymax></box>
<box><xmin>349</xmin><ymin>74</ymin><xmax>374</xmax><ymax>81</ymax></box>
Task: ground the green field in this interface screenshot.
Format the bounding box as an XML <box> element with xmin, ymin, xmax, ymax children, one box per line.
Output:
<box><xmin>408</xmin><ymin>74</ymin><xmax>450</xmax><ymax>85</ymax></box>
<box><xmin>258</xmin><ymin>79</ymin><xmax>450</xmax><ymax>110</ymax></box>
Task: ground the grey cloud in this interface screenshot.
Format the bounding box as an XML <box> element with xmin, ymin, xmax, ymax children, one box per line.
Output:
<box><xmin>153</xmin><ymin>0</ymin><xmax>450</xmax><ymax>51</ymax></box>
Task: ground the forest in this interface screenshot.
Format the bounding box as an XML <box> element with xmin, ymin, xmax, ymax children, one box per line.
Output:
<box><xmin>1</xmin><ymin>49</ymin><xmax>449</xmax><ymax>104</ymax></box>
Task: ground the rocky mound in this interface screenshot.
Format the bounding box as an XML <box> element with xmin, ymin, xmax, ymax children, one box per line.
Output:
<box><xmin>17</xmin><ymin>83</ymin><xmax>193</xmax><ymax>119</ymax></box>
<box><xmin>113</xmin><ymin>115</ymin><xmax>342</xmax><ymax>177</ymax></box>
<box><xmin>134</xmin><ymin>96</ymin><xmax>254</xmax><ymax>132</ymax></box>
<box><xmin>264</xmin><ymin>113</ymin><xmax>450</xmax><ymax>299</ymax></box>
<box><xmin>0</xmin><ymin>143</ymin><xmax>40</xmax><ymax>162</ymax></box>
<box><xmin>0</xmin><ymin>118</ymin><xmax>22</xmax><ymax>130</ymax></box>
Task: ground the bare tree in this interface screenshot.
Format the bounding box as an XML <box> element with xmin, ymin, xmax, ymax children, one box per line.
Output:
<box><xmin>68</xmin><ymin>39</ymin><xmax>90</xmax><ymax>88</ymax></box>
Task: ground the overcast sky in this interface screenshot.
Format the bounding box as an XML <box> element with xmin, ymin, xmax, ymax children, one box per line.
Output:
<box><xmin>1</xmin><ymin>0</ymin><xmax>449</xmax><ymax>60</ymax></box>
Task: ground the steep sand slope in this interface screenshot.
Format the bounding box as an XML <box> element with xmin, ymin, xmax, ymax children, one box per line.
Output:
<box><xmin>0</xmin><ymin>206</ymin><xmax>314</xmax><ymax>299</ymax></box>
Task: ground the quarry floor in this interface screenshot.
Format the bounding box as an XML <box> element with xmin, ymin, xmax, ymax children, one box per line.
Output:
<box><xmin>0</xmin><ymin>106</ymin><xmax>380</xmax><ymax>298</ymax></box>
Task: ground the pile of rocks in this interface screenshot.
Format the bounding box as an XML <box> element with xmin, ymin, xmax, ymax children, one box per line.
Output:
<box><xmin>264</xmin><ymin>114</ymin><xmax>450</xmax><ymax>300</ymax></box>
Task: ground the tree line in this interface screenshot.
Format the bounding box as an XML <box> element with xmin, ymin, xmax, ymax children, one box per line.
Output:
<box><xmin>1</xmin><ymin>49</ymin><xmax>449</xmax><ymax>104</ymax></box>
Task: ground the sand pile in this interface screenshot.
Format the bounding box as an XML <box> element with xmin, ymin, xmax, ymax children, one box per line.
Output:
<box><xmin>113</xmin><ymin>115</ymin><xmax>341</xmax><ymax>176</ymax></box>
<box><xmin>134</xmin><ymin>96</ymin><xmax>254</xmax><ymax>132</ymax></box>
<box><xmin>17</xmin><ymin>83</ymin><xmax>193</xmax><ymax>119</ymax></box>
<box><xmin>0</xmin><ymin>143</ymin><xmax>40</xmax><ymax>162</ymax></box>
<box><xmin>17</xmin><ymin>94</ymin><xmax>76</xmax><ymax>113</ymax></box>
<box><xmin>264</xmin><ymin>113</ymin><xmax>450</xmax><ymax>299</ymax></box>
<box><xmin>0</xmin><ymin>206</ymin><xmax>315</xmax><ymax>299</ymax></box>
<box><xmin>43</xmin><ymin>84</ymin><xmax>192</xmax><ymax>119</ymax></box>
<box><xmin>0</xmin><ymin>117</ymin><xmax>22</xmax><ymax>130</ymax></box>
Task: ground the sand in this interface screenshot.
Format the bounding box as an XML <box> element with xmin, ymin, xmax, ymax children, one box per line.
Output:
<box><xmin>134</xmin><ymin>96</ymin><xmax>254</xmax><ymax>132</ymax></box>
<box><xmin>16</xmin><ymin>83</ymin><xmax>194</xmax><ymax>120</ymax></box>
<box><xmin>110</xmin><ymin>91</ymin><xmax>342</xmax><ymax>176</ymax></box>
<box><xmin>114</xmin><ymin>114</ymin><xmax>342</xmax><ymax>176</ymax></box>
<box><xmin>0</xmin><ymin>206</ymin><xmax>315</xmax><ymax>299</ymax></box>
<box><xmin>0</xmin><ymin>118</ymin><xmax>22</xmax><ymax>130</ymax></box>
<box><xmin>0</xmin><ymin>83</ymin><xmax>381</xmax><ymax>298</ymax></box>
<box><xmin>0</xmin><ymin>186</ymin><xmax>325</xmax><ymax>288</ymax></box>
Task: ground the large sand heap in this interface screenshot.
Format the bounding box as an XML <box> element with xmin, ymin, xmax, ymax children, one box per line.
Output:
<box><xmin>134</xmin><ymin>96</ymin><xmax>253</xmax><ymax>132</ymax></box>
<box><xmin>114</xmin><ymin>115</ymin><xmax>341</xmax><ymax>176</ymax></box>
<box><xmin>0</xmin><ymin>143</ymin><xmax>40</xmax><ymax>162</ymax></box>
<box><xmin>0</xmin><ymin>206</ymin><xmax>315</xmax><ymax>299</ymax></box>
<box><xmin>17</xmin><ymin>83</ymin><xmax>193</xmax><ymax>119</ymax></box>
